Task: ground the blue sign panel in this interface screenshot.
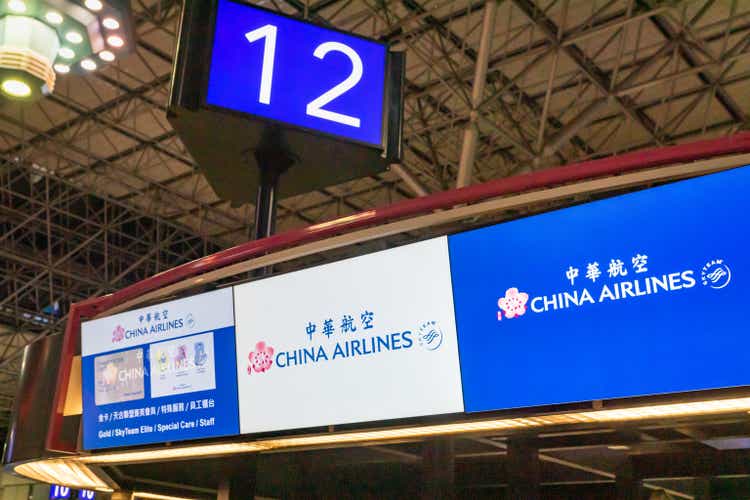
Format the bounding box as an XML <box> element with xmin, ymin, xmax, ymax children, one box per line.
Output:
<box><xmin>449</xmin><ymin>166</ymin><xmax>750</xmax><ymax>413</ymax></box>
<box><xmin>207</xmin><ymin>0</ymin><xmax>387</xmax><ymax>147</ymax></box>
<box><xmin>50</xmin><ymin>486</ymin><xmax>95</xmax><ymax>500</ymax></box>
<box><xmin>81</xmin><ymin>289</ymin><xmax>239</xmax><ymax>449</ymax></box>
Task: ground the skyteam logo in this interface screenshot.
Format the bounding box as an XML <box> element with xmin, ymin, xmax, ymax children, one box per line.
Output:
<box><xmin>701</xmin><ymin>259</ymin><xmax>731</xmax><ymax>289</ymax></box>
<box><xmin>418</xmin><ymin>320</ymin><xmax>444</xmax><ymax>351</ymax></box>
<box><xmin>112</xmin><ymin>325</ymin><xmax>125</xmax><ymax>343</ymax></box>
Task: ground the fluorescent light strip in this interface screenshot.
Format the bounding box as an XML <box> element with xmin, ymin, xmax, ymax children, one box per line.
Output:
<box><xmin>79</xmin><ymin>442</ymin><xmax>268</xmax><ymax>464</ymax></box>
<box><xmin>16</xmin><ymin>396</ymin><xmax>750</xmax><ymax>489</ymax></box>
<box><xmin>133</xmin><ymin>493</ymin><xmax>197</xmax><ymax>500</ymax></box>
<box><xmin>14</xmin><ymin>460</ymin><xmax>112</xmax><ymax>491</ymax></box>
<box><xmin>76</xmin><ymin>396</ymin><xmax>750</xmax><ymax>465</ymax></box>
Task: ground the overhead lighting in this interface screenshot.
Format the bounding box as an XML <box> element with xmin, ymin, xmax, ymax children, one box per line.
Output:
<box><xmin>84</xmin><ymin>0</ymin><xmax>103</xmax><ymax>11</ymax></box>
<box><xmin>133</xmin><ymin>493</ymin><xmax>197</xmax><ymax>500</ymax></box>
<box><xmin>65</xmin><ymin>31</ymin><xmax>83</xmax><ymax>44</ymax></box>
<box><xmin>58</xmin><ymin>47</ymin><xmax>75</xmax><ymax>59</ymax></box>
<box><xmin>106</xmin><ymin>35</ymin><xmax>124</xmax><ymax>48</ymax></box>
<box><xmin>1</xmin><ymin>79</ymin><xmax>31</xmax><ymax>97</ymax></box>
<box><xmin>7</xmin><ymin>0</ymin><xmax>25</xmax><ymax>13</ymax></box>
<box><xmin>607</xmin><ymin>445</ymin><xmax>630</xmax><ymax>451</ymax></box>
<box><xmin>102</xmin><ymin>17</ymin><xmax>119</xmax><ymax>30</ymax></box>
<box><xmin>45</xmin><ymin>11</ymin><xmax>64</xmax><ymax>25</ymax></box>
<box><xmin>80</xmin><ymin>58</ymin><xmax>96</xmax><ymax>71</ymax></box>
<box><xmin>14</xmin><ymin>460</ymin><xmax>112</xmax><ymax>491</ymax></box>
<box><xmin>0</xmin><ymin>16</ymin><xmax>57</xmax><ymax>100</ymax></box>
<box><xmin>0</xmin><ymin>0</ymin><xmax>134</xmax><ymax>102</ymax></box>
<box><xmin>75</xmin><ymin>396</ymin><xmax>750</xmax><ymax>465</ymax></box>
<box><xmin>15</xmin><ymin>396</ymin><xmax>750</xmax><ymax>489</ymax></box>
<box><xmin>79</xmin><ymin>442</ymin><xmax>266</xmax><ymax>464</ymax></box>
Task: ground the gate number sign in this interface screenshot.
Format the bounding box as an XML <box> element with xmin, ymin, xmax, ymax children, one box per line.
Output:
<box><xmin>207</xmin><ymin>0</ymin><xmax>388</xmax><ymax>147</ymax></box>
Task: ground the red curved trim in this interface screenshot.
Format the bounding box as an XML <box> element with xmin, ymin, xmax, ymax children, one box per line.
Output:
<box><xmin>45</xmin><ymin>303</ymin><xmax>81</xmax><ymax>452</ymax></box>
<box><xmin>77</xmin><ymin>130</ymin><xmax>750</xmax><ymax>317</ymax></box>
<box><xmin>45</xmin><ymin>131</ymin><xmax>750</xmax><ymax>452</ymax></box>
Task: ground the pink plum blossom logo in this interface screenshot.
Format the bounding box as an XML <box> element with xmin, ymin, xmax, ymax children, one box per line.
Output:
<box><xmin>247</xmin><ymin>341</ymin><xmax>274</xmax><ymax>375</ymax></box>
<box><xmin>112</xmin><ymin>325</ymin><xmax>125</xmax><ymax>343</ymax></box>
<box><xmin>497</xmin><ymin>287</ymin><xmax>529</xmax><ymax>321</ymax></box>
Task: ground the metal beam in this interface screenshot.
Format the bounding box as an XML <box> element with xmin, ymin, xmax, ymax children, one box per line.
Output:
<box><xmin>456</xmin><ymin>0</ymin><xmax>498</xmax><ymax>188</ymax></box>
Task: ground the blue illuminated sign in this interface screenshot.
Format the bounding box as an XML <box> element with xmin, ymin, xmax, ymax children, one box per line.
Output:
<box><xmin>207</xmin><ymin>0</ymin><xmax>387</xmax><ymax>147</ymax></box>
<box><xmin>50</xmin><ymin>486</ymin><xmax>94</xmax><ymax>500</ymax></box>
<box><xmin>448</xmin><ymin>166</ymin><xmax>750</xmax><ymax>412</ymax></box>
<box><xmin>50</xmin><ymin>485</ymin><xmax>71</xmax><ymax>499</ymax></box>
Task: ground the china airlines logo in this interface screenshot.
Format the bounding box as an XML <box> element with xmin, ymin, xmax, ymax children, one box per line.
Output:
<box><xmin>247</xmin><ymin>341</ymin><xmax>274</xmax><ymax>375</ymax></box>
<box><xmin>112</xmin><ymin>325</ymin><xmax>125</xmax><ymax>343</ymax></box>
<box><xmin>497</xmin><ymin>287</ymin><xmax>529</xmax><ymax>320</ymax></box>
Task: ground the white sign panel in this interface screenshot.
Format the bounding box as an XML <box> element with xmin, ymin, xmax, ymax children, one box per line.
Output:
<box><xmin>233</xmin><ymin>237</ymin><xmax>464</xmax><ymax>434</ymax></box>
<box><xmin>82</xmin><ymin>288</ymin><xmax>234</xmax><ymax>356</ymax></box>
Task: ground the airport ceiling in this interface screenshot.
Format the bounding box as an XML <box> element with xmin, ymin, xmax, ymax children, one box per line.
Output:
<box><xmin>1</xmin><ymin>0</ymin><xmax>750</xmax><ymax>431</ymax></box>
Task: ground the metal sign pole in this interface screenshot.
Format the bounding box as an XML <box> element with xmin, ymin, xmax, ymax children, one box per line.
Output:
<box><xmin>251</xmin><ymin>128</ymin><xmax>295</xmax><ymax>241</ymax></box>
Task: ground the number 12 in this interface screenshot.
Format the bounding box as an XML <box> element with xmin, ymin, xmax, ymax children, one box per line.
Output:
<box><xmin>245</xmin><ymin>24</ymin><xmax>364</xmax><ymax>128</ymax></box>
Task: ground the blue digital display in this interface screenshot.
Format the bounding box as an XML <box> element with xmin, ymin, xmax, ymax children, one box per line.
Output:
<box><xmin>80</xmin><ymin>289</ymin><xmax>240</xmax><ymax>449</ymax></box>
<box><xmin>49</xmin><ymin>485</ymin><xmax>71</xmax><ymax>499</ymax></box>
<box><xmin>50</xmin><ymin>485</ymin><xmax>94</xmax><ymax>499</ymax></box>
<box><xmin>448</xmin><ymin>166</ymin><xmax>750</xmax><ymax>412</ymax></box>
<box><xmin>207</xmin><ymin>0</ymin><xmax>387</xmax><ymax>147</ymax></box>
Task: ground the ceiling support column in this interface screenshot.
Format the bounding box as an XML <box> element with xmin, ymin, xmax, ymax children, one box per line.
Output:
<box><xmin>456</xmin><ymin>0</ymin><xmax>498</xmax><ymax>188</ymax></box>
<box><xmin>217</xmin><ymin>455</ymin><xmax>257</xmax><ymax>500</ymax></box>
<box><xmin>616</xmin><ymin>456</ymin><xmax>643</xmax><ymax>500</ymax></box>
<box><xmin>422</xmin><ymin>437</ymin><xmax>455</xmax><ymax>500</ymax></box>
<box><xmin>507</xmin><ymin>436</ymin><xmax>540</xmax><ymax>500</ymax></box>
<box><xmin>390</xmin><ymin>163</ymin><xmax>429</xmax><ymax>197</ymax></box>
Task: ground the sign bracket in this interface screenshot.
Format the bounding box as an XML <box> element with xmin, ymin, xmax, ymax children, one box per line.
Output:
<box><xmin>249</xmin><ymin>127</ymin><xmax>296</xmax><ymax>243</ymax></box>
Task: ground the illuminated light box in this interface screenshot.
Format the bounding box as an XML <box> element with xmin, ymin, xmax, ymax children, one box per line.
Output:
<box><xmin>168</xmin><ymin>0</ymin><xmax>404</xmax><ymax>205</ymax></box>
<box><xmin>233</xmin><ymin>238</ymin><xmax>464</xmax><ymax>434</ymax></box>
<box><xmin>448</xmin><ymin>166</ymin><xmax>750</xmax><ymax>412</ymax></box>
<box><xmin>80</xmin><ymin>289</ymin><xmax>239</xmax><ymax>449</ymax></box>
<box><xmin>207</xmin><ymin>0</ymin><xmax>387</xmax><ymax>147</ymax></box>
<box><xmin>77</xmin><ymin>166</ymin><xmax>750</xmax><ymax>451</ymax></box>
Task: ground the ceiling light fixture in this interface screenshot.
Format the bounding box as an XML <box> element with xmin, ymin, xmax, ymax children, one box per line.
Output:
<box><xmin>0</xmin><ymin>0</ymin><xmax>134</xmax><ymax>101</ymax></box>
<box><xmin>1</xmin><ymin>79</ymin><xmax>31</xmax><ymax>97</ymax></box>
<box><xmin>59</xmin><ymin>47</ymin><xmax>75</xmax><ymax>59</ymax></box>
<box><xmin>102</xmin><ymin>17</ymin><xmax>119</xmax><ymax>30</ymax></box>
<box><xmin>7</xmin><ymin>0</ymin><xmax>25</xmax><ymax>13</ymax></box>
<box><xmin>65</xmin><ymin>31</ymin><xmax>83</xmax><ymax>44</ymax></box>
<box><xmin>45</xmin><ymin>11</ymin><xmax>63</xmax><ymax>24</ymax></box>
<box><xmin>106</xmin><ymin>35</ymin><xmax>124</xmax><ymax>48</ymax></box>
<box><xmin>80</xmin><ymin>58</ymin><xmax>96</xmax><ymax>71</ymax></box>
<box><xmin>84</xmin><ymin>0</ymin><xmax>103</xmax><ymax>11</ymax></box>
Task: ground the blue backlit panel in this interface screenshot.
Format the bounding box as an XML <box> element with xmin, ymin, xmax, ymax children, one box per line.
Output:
<box><xmin>206</xmin><ymin>0</ymin><xmax>387</xmax><ymax>147</ymax></box>
<box><xmin>448</xmin><ymin>166</ymin><xmax>750</xmax><ymax>412</ymax></box>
